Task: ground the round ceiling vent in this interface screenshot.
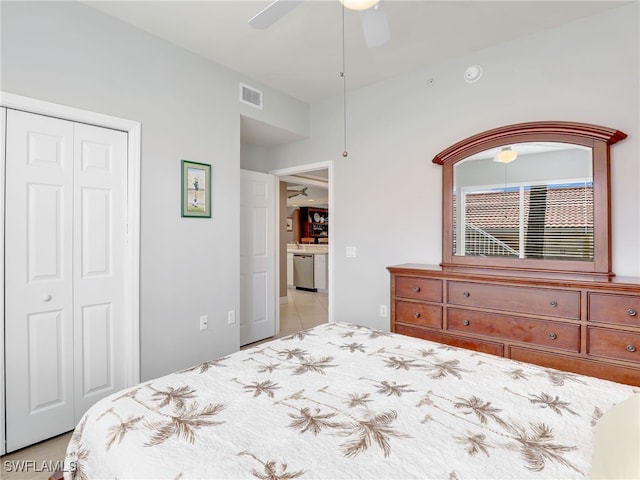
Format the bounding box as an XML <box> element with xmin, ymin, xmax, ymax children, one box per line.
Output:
<box><xmin>464</xmin><ymin>65</ymin><xmax>483</xmax><ymax>83</ymax></box>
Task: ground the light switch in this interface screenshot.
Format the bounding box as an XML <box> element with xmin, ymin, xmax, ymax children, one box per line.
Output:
<box><xmin>199</xmin><ymin>315</ymin><xmax>208</xmax><ymax>330</ymax></box>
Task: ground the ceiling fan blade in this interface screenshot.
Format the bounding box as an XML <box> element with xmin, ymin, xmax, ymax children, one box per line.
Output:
<box><xmin>248</xmin><ymin>0</ymin><xmax>303</xmax><ymax>29</ymax></box>
<box><xmin>360</xmin><ymin>2</ymin><xmax>390</xmax><ymax>48</ymax></box>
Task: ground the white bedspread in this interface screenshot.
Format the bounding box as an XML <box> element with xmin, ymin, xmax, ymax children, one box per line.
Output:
<box><xmin>64</xmin><ymin>322</ymin><xmax>638</xmax><ymax>479</ymax></box>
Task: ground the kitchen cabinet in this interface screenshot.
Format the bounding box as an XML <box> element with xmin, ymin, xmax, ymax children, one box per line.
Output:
<box><xmin>287</xmin><ymin>249</ymin><xmax>328</xmax><ymax>292</ymax></box>
<box><xmin>314</xmin><ymin>254</ymin><xmax>327</xmax><ymax>290</ymax></box>
<box><xmin>301</xmin><ymin>207</ymin><xmax>328</xmax><ymax>241</ymax></box>
<box><xmin>287</xmin><ymin>253</ymin><xmax>294</xmax><ymax>286</ymax></box>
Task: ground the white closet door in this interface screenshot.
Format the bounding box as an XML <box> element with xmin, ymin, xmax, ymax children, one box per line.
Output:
<box><xmin>73</xmin><ymin>122</ymin><xmax>127</xmax><ymax>418</ymax></box>
<box><xmin>4</xmin><ymin>110</ymin><xmax>128</xmax><ymax>451</ymax></box>
<box><xmin>5</xmin><ymin>110</ymin><xmax>76</xmax><ymax>451</ymax></box>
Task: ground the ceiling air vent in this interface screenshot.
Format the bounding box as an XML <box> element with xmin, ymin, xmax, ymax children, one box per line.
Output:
<box><xmin>240</xmin><ymin>83</ymin><xmax>263</xmax><ymax>110</ymax></box>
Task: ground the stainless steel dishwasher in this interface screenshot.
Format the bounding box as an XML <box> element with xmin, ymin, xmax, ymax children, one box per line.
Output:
<box><xmin>293</xmin><ymin>253</ymin><xmax>315</xmax><ymax>291</ymax></box>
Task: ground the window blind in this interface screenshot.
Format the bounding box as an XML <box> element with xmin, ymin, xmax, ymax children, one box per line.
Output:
<box><xmin>456</xmin><ymin>182</ymin><xmax>593</xmax><ymax>261</ymax></box>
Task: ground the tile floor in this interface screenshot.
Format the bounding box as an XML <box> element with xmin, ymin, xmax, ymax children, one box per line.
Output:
<box><xmin>277</xmin><ymin>287</ymin><xmax>329</xmax><ymax>336</ymax></box>
<box><xmin>1</xmin><ymin>288</ymin><xmax>328</xmax><ymax>480</ymax></box>
<box><xmin>241</xmin><ymin>287</ymin><xmax>328</xmax><ymax>348</ymax></box>
<box><xmin>1</xmin><ymin>432</ymin><xmax>72</xmax><ymax>480</ymax></box>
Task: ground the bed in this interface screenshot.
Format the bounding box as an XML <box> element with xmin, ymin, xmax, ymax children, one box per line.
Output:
<box><xmin>64</xmin><ymin>322</ymin><xmax>638</xmax><ymax>479</ymax></box>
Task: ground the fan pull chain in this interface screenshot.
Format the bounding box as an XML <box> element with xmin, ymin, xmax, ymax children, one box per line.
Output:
<box><xmin>341</xmin><ymin>3</ymin><xmax>348</xmax><ymax>157</ymax></box>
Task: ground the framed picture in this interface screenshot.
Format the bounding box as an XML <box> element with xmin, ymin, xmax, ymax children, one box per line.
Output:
<box><xmin>286</xmin><ymin>218</ymin><xmax>293</xmax><ymax>231</ymax></box>
<box><xmin>181</xmin><ymin>160</ymin><xmax>211</xmax><ymax>218</ymax></box>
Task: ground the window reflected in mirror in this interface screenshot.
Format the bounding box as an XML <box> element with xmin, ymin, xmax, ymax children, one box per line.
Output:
<box><xmin>453</xmin><ymin>142</ymin><xmax>593</xmax><ymax>261</ymax></box>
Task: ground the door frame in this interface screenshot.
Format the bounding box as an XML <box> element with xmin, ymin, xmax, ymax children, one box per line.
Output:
<box><xmin>269</xmin><ymin>161</ymin><xmax>334</xmax><ymax>333</ymax></box>
<box><xmin>0</xmin><ymin>92</ymin><xmax>141</xmax><ymax>454</ymax></box>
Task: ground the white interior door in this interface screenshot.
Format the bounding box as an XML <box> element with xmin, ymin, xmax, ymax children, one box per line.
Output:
<box><xmin>240</xmin><ymin>170</ymin><xmax>276</xmax><ymax>346</ymax></box>
<box><xmin>5</xmin><ymin>110</ymin><xmax>76</xmax><ymax>451</ymax></box>
<box><xmin>4</xmin><ymin>109</ymin><xmax>127</xmax><ymax>451</ymax></box>
<box><xmin>73</xmin><ymin>122</ymin><xmax>127</xmax><ymax>417</ymax></box>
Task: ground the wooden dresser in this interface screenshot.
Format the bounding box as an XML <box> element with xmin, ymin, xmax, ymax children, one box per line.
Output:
<box><xmin>388</xmin><ymin>264</ymin><xmax>640</xmax><ymax>386</ymax></box>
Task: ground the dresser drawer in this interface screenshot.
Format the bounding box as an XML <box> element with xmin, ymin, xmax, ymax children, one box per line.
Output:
<box><xmin>510</xmin><ymin>346</ymin><xmax>640</xmax><ymax>386</ymax></box>
<box><xmin>588</xmin><ymin>327</ymin><xmax>640</xmax><ymax>363</ymax></box>
<box><xmin>395</xmin><ymin>323</ymin><xmax>504</xmax><ymax>356</ymax></box>
<box><xmin>395</xmin><ymin>276</ymin><xmax>442</xmax><ymax>302</ymax></box>
<box><xmin>589</xmin><ymin>292</ymin><xmax>640</xmax><ymax>327</ymax></box>
<box><xmin>447</xmin><ymin>281</ymin><xmax>580</xmax><ymax>319</ymax></box>
<box><xmin>447</xmin><ymin>308</ymin><xmax>580</xmax><ymax>352</ymax></box>
<box><xmin>395</xmin><ymin>301</ymin><xmax>442</xmax><ymax>328</ymax></box>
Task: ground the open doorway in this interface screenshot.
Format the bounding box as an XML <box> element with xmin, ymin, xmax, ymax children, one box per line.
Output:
<box><xmin>239</xmin><ymin>115</ymin><xmax>332</xmax><ymax>343</ymax></box>
<box><xmin>271</xmin><ymin>161</ymin><xmax>333</xmax><ymax>337</ymax></box>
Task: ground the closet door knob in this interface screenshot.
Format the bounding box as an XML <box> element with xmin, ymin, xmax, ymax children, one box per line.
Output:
<box><xmin>413</xmin><ymin>286</ymin><xmax>421</xmax><ymax>293</ymax></box>
<box><xmin>626</xmin><ymin>344</ymin><xmax>637</xmax><ymax>353</ymax></box>
<box><xmin>549</xmin><ymin>301</ymin><xmax>558</xmax><ymax>308</ymax></box>
<box><xmin>42</xmin><ymin>294</ymin><xmax>52</xmax><ymax>302</ymax></box>
<box><xmin>548</xmin><ymin>332</ymin><xmax>557</xmax><ymax>340</ymax></box>
<box><xmin>627</xmin><ymin>308</ymin><xmax>637</xmax><ymax>316</ymax></box>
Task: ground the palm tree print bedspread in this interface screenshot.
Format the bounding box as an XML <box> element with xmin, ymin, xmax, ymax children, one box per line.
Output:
<box><xmin>64</xmin><ymin>322</ymin><xmax>638</xmax><ymax>479</ymax></box>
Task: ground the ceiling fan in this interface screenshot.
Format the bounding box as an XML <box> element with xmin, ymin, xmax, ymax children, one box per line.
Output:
<box><xmin>248</xmin><ymin>0</ymin><xmax>391</xmax><ymax>49</ymax></box>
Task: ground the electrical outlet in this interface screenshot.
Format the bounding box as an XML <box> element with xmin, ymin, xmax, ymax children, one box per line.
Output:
<box><xmin>346</xmin><ymin>246</ymin><xmax>357</xmax><ymax>258</ymax></box>
<box><xmin>379</xmin><ymin>305</ymin><xmax>388</xmax><ymax>317</ymax></box>
<box><xmin>227</xmin><ymin>310</ymin><xmax>236</xmax><ymax>325</ymax></box>
<box><xmin>199</xmin><ymin>315</ymin><xmax>208</xmax><ymax>330</ymax></box>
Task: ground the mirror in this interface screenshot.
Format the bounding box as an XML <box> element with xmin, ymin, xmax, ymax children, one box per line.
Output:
<box><xmin>433</xmin><ymin>122</ymin><xmax>627</xmax><ymax>277</ymax></box>
<box><xmin>453</xmin><ymin>142</ymin><xmax>593</xmax><ymax>261</ymax></box>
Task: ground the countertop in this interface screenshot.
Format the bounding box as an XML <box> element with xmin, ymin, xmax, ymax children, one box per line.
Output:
<box><xmin>287</xmin><ymin>245</ymin><xmax>328</xmax><ymax>255</ymax></box>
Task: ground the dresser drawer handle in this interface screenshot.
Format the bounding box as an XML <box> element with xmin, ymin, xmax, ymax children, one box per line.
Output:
<box><xmin>463</xmin><ymin>291</ymin><xmax>470</xmax><ymax>298</ymax></box>
<box><xmin>627</xmin><ymin>308</ymin><xmax>637</xmax><ymax>317</ymax></box>
<box><xmin>548</xmin><ymin>332</ymin><xmax>557</xmax><ymax>340</ymax></box>
<box><xmin>413</xmin><ymin>286</ymin><xmax>421</xmax><ymax>293</ymax></box>
<box><xmin>627</xmin><ymin>344</ymin><xmax>637</xmax><ymax>353</ymax></box>
<box><xmin>462</xmin><ymin>319</ymin><xmax>470</xmax><ymax>326</ymax></box>
<box><xmin>549</xmin><ymin>301</ymin><xmax>558</xmax><ymax>308</ymax></box>
<box><xmin>413</xmin><ymin>312</ymin><xmax>421</xmax><ymax>319</ymax></box>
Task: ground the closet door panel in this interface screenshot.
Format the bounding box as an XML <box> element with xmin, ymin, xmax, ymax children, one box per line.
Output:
<box><xmin>80</xmin><ymin>303</ymin><xmax>112</xmax><ymax>395</ymax></box>
<box><xmin>27</xmin><ymin>310</ymin><xmax>68</xmax><ymax>410</ymax></box>
<box><xmin>73</xmin><ymin>122</ymin><xmax>127</xmax><ymax>418</ymax></box>
<box><xmin>5</xmin><ymin>109</ymin><xmax>75</xmax><ymax>451</ymax></box>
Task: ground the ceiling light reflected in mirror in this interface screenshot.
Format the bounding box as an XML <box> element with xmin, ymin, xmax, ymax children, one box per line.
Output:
<box><xmin>493</xmin><ymin>146</ymin><xmax>518</xmax><ymax>164</ymax></box>
<box><xmin>340</xmin><ymin>0</ymin><xmax>379</xmax><ymax>11</ymax></box>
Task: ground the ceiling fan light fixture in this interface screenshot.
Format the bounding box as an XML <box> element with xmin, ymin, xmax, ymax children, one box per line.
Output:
<box><xmin>340</xmin><ymin>0</ymin><xmax>379</xmax><ymax>11</ymax></box>
<box><xmin>494</xmin><ymin>147</ymin><xmax>518</xmax><ymax>164</ymax></box>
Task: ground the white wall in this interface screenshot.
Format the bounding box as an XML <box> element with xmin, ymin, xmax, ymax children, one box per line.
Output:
<box><xmin>2</xmin><ymin>1</ymin><xmax>638</xmax><ymax>369</ymax></box>
<box><xmin>1</xmin><ymin>1</ymin><xmax>309</xmax><ymax>381</ymax></box>
<box><xmin>263</xmin><ymin>3</ymin><xmax>640</xmax><ymax>330</ymax></box>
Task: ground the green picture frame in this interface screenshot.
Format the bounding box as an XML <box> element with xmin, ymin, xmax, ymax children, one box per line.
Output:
<box><xmin>181</xmin><ymin>160</ymin><xmax>211</xmax><ymax>218</ymax></box>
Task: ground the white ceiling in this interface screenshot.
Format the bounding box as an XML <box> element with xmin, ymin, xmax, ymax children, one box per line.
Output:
<box><xmin>283</xmin><ymin>169</ymin><xmax>329</xmax><ymax>207</ymax></box>
<box><xmin>86</xmin><ymin>0</ymin><xmax>627</xmax><ymax>106</ymax></box>
<box><xmin>286</xmin><ymin>183</ymin><xmax>329</xmax><ymax>207</ymax></box>
<box><xmin>83</xmin><ymin>0</ymin><xmax>627</xmax><ymax>197</ymax></box>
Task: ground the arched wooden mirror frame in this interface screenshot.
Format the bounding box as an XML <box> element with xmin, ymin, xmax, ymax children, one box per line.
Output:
<box><xmin>433</xmin><ymin>121</ymin><xmax>627</xmax><ymax>278</ymax></box>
